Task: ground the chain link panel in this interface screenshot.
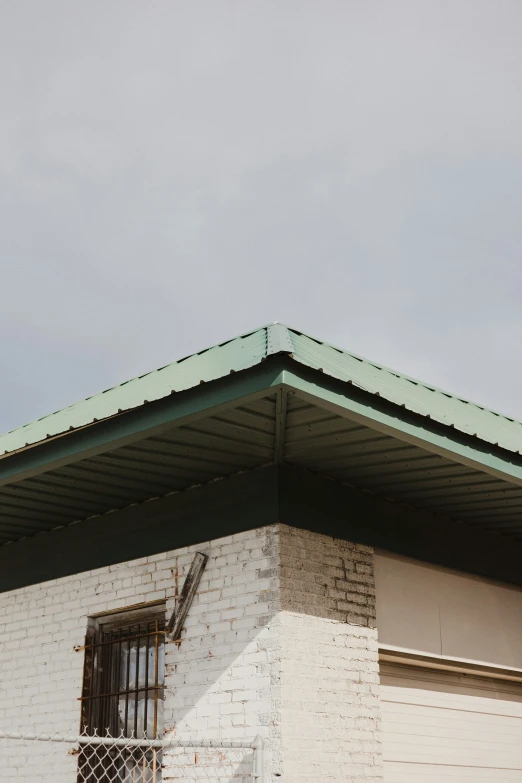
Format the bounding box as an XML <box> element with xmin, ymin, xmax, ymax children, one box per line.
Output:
<box><xmin>0</xmin><ymin>730</ymin><xmax>263</xmax><ymax>783</ymax></box>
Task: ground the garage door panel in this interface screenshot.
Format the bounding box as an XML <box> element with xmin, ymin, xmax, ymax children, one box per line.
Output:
<box><xmin>382</xmin><ymin>668</ymin><xmax>522</xmax><ymax>703</ymax></box>
<box><xmin>383</xmin><ymin>689</ymin><xmax>522</xmax><ymax>709</ymax></box>
<box><xmin>383</xmin><ymin>726</ymin><xmax>522</xmax><ymax>754</ymax></box>
<box><xmin>384</xmin><ymin>762</ymin><xmax>522</xmax><ymax>781</ymax></box>
<box><xmin>383</xmin><ymin>706</ymin><xmax>522</xmax><ymax>733</ymax></box>
<box><xmin>382</xmin><ymin>716</ymin><xmax>522</xmax><ymax>744</ymax></box>
<box><xmin>381</xmin><ymin>662</ymin><xmax>522</xmax><ymax>782</ymax></box>
<box><xmin>383</xmin><ymin>741</ymin><xmax>522</xmax><ymax>768</ymax></box>
<box><xmin>383</xmin><ymin>687</ymin><xmax>522</xmax><ymax>709</ymax></box>
<box><xmin>382</xmin><ymin>683</ymin><xmax>522</xmax><ymax>706</ymax></box>
<box><xmin>383</xmin><ymin>702</ymin><xmax>522</xmax><ymax>734</ymax></box>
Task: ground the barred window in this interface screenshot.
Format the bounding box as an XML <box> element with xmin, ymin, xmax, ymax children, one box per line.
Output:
<box><xmin>81</xmin><ymin>607</ymin><xmax>166</xmax><ymax>739</ymax></box>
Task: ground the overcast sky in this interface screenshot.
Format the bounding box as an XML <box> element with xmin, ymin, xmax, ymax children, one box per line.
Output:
<box><xmin>1</xmin><ymin>0</ymin><xmax>522</xmax><ymax>434</ymax></box>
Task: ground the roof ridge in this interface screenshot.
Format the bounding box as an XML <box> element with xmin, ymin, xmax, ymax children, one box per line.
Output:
<box><xmin>266</xmin><ymin>323</ymin><xmax>294</xmax><ymax>356</ymax></box>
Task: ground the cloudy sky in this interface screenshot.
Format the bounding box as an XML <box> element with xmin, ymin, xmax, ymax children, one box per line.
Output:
<box><xmin>1</xmin><ymin>0</ymin><xmax>521</xmax><ymax>434</ymax></box>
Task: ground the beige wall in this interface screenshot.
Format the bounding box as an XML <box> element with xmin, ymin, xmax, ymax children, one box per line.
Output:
<box><xmin>375</xmin><ymin>550</ymin><xmax>522</xmax><ymax>670</ymax></box>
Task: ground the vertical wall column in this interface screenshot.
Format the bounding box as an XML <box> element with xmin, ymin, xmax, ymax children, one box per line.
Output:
<box><xmin>278</xmin><ymin>525</ymin><xmax>383</xmax><ymax>783</ymax></box>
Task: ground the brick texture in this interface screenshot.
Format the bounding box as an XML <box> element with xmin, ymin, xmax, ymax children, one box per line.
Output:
<box><xmin>0</xmin><ymin>523</ymin><xmax>382</xmax><ymax>781</ymax></box>
<box><xmin>0</xmin><ymin>527</ymin><xmax>282</xmax><ymax>781</ymax></box>
<box><xmin>279</xmin><ymin>525</ymin><xmax>383</xmax><ymax>782</ymax></box>
<box><xmin>163</xmin><ymin>525</ymin><xmax>282</xmax><ymax>780</ymax></box>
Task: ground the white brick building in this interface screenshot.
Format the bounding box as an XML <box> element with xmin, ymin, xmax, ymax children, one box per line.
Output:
<box><xmin>0</xmin><ymin>324</ymin><xmax>521</xmax><ymax>781</ymax></box>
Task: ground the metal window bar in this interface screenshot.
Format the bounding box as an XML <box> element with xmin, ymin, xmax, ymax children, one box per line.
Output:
<box><xmin>80</xmin><ymin>620</ymin><xmax>165</xmax><ymax>741</ymax></box>
<box><xmin>0</xmin><ymin>730</ymin><xmax>264</xmax><ymax>783</ymax></box>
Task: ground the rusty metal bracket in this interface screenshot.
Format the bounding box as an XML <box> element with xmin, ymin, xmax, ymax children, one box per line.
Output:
<box><xmin>166</xmin><ymin>551</ymin><xmax>208</xmax><ymax>641</ymax></box>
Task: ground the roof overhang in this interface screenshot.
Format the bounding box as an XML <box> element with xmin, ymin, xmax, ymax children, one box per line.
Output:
<box><xmin>1</xmin><ymin>354</ymin><xmax>522</xmax><ymax>549</ymax></box>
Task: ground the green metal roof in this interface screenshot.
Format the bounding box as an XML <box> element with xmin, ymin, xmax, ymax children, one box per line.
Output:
<box><xmin>287</xmin><ymin>329</ymin><xmax>522</xmax><ymax>454</ymax></box>
<box><xmin>0</xmin><ymin>326</ymin><xmax>269</xmax><ymax>456</ymax></box>
<box><xmin>1</xmin><ymin>322</ymin><xmax>522</xmax><ymax>458</ymax></box>
<box><xmin>2</xmin><ymin>322</ymin><xmax>522</xmax><ymax>548</ymax></box>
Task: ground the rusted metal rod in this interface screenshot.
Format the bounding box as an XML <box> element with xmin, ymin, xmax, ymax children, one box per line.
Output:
<box><xmin>166</xmin><ymin>552</ymin><xmax>208</xmax><ymax>641</ymax></box>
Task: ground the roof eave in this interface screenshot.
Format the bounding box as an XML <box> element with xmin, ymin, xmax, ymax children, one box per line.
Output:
<box><xmin>0</xmin><ymin>358</ymin><xmax>288</xmax><ymax>489</ymax></box>
<box><xmin>2</xmin><ymin>353</ymin><xmax>521</xmax><ymax>502</ymax></box>
<box><xmin>281</xmin><ymin>359</ymin><xmax>522</xmax><ymax>489</ymax></box>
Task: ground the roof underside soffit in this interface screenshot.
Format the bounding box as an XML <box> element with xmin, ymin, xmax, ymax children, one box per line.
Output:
<box><xmin>1</xmin><ymin>389</ymin><xmax>521</xmax><ymax>546</ymax></box>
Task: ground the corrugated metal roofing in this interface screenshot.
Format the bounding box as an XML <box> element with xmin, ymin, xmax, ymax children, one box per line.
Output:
<box><xmin>286</xmin><ymin>328</ymin><xmax>522</xmax><ymax>455</ymax></box>
<box><xmin>0</xmin><ymin>327</ymin><xmax>269</xmax><ymax>456</ymax></box>
<box><xmin>1</xmin><ymin>322</ymin><xmax>522</xmax><ymax>459</ymax></box>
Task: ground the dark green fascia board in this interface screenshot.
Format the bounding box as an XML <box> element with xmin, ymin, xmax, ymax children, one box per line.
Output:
<box><xmin>0</xmin><ymin>466</ymin><xmax>280</xmax><ymax>593</ymax></box>
<box><xmin>1</xmin><ymin>463</ymin><xmax>522</xmax><ymax>594</ymax></box>
<box><xmin>280</xmin><ymin>361</ymin><xmax>522</xmax><ymax>488</ymax></box>
<box><xmin>0</xmin><ymin>359</ymin><xmax>288</xmax><ymax>488</ymax></box>
<box><xmin>2</xmin><ymin>354</ymin><xmax>522</xmax><ymax>491</ymax></box>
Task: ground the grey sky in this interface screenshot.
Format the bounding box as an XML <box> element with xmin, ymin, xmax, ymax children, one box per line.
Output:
<box><xmin>1</xmin><ymin>0</ymin><xmax>522</xmax><ymax>434</ymax></box>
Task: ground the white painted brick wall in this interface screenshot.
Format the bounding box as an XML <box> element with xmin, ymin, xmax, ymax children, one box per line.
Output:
<box><xmin>0</xmin><ymin>526</ymin><xmax>282</xmax><ymax>781</ymax></box>
<box><xmin>278</xmin><ymin>525</ymin><xmax>383</xmax><ymax>783</ymax></box>
<box><xmin>0</xmin><ymin>523</ymin><xmax>383</xmax><ymax>781</ymax></box>
<box><xmin>163</xmin><ymin>525</ymin><xmax>282</xmax><ymax>781</ymax></box>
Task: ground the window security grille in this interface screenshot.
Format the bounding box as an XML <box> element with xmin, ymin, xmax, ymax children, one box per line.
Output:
<box><xmin>81</xmin><ymin>615</ymin><xmax>165</xmax><ymax>740</ymax></box>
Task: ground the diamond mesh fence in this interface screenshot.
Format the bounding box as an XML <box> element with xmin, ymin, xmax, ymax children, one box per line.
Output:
<box><xmin>0</xmin><ymin>730</ymin><xmax>264</xmax><ymax>783</ymax></box>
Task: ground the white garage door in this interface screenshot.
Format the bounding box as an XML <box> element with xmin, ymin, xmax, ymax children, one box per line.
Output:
<box><xmin>380</xmin><ymin>661</ymin><xmax>522</xmax><ymax>782</ymax></box>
